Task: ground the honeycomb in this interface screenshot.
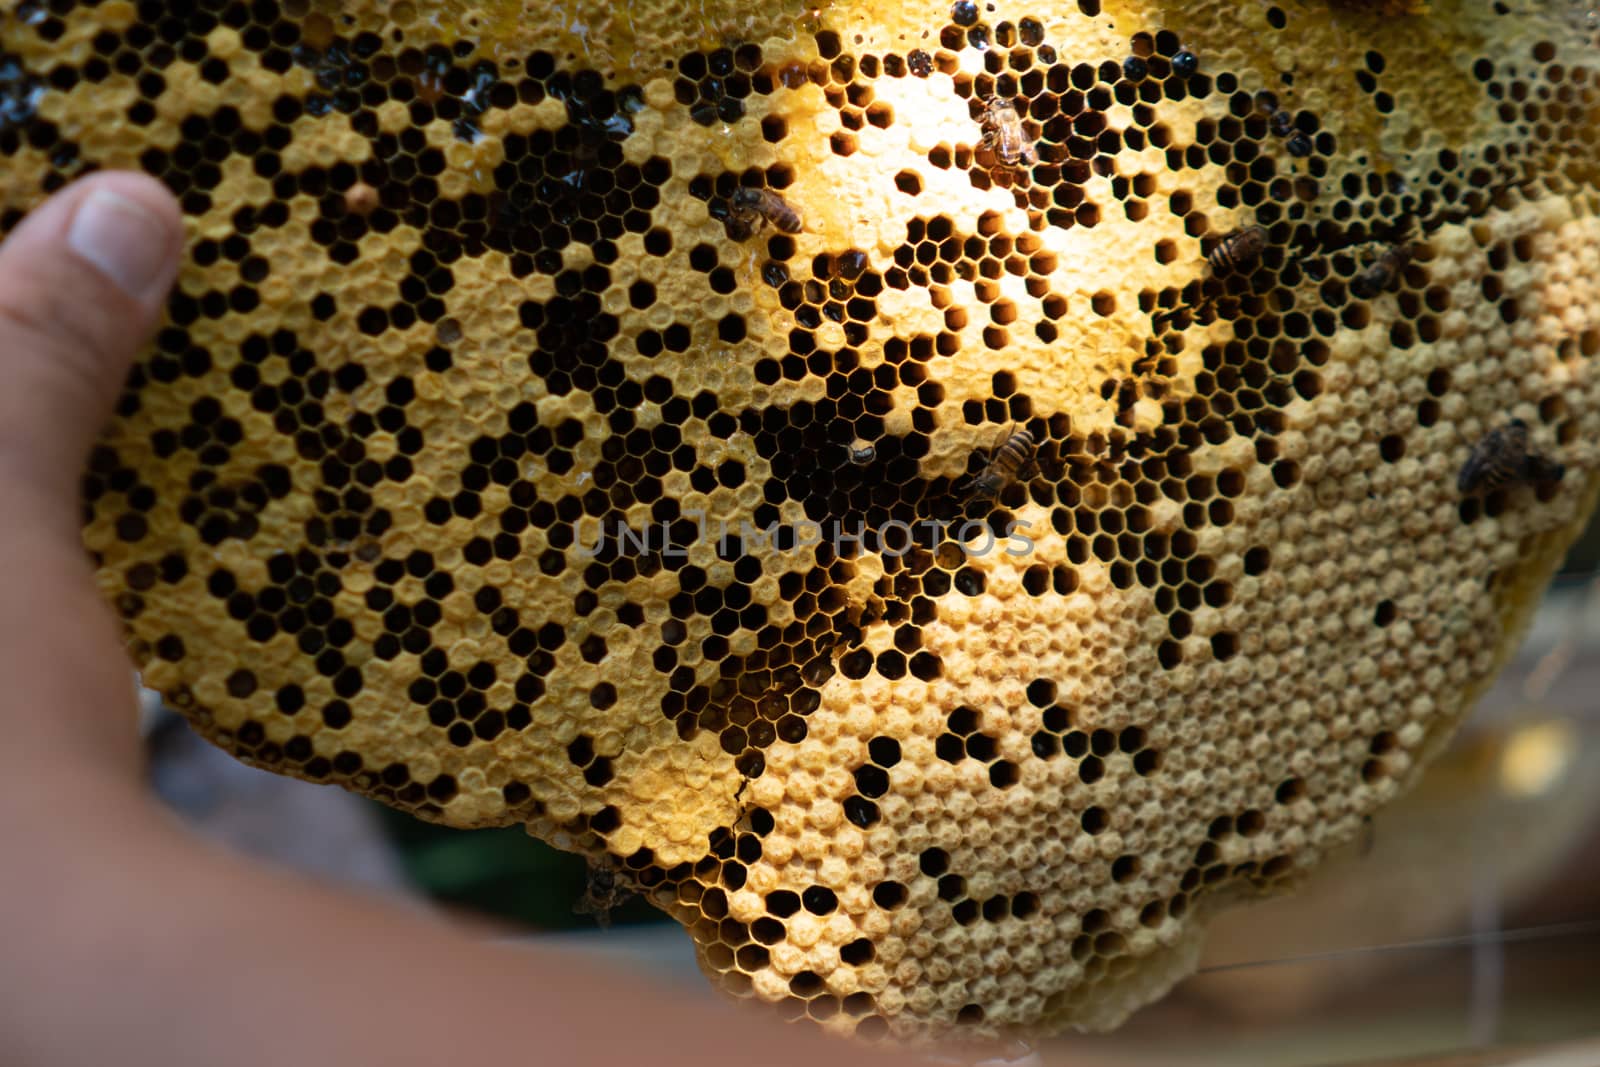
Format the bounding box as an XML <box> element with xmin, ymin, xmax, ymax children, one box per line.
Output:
<box><xmin>4</xmin><ymin>0</ymin><xmax>1600</xmax><ymax>1044</ymax></box>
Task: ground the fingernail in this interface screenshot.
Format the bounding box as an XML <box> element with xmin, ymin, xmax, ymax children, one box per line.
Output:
<box><xmin>66</xmin><ymin>188</ymin><xmax>175</xmax><ymax>305</ymax></box>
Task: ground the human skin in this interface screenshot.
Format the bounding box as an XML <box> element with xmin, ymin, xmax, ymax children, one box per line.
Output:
<box><xmin>0</xmin><ymin>172</ymin><xmax>931</xmax><ymax>1067</ymax></box>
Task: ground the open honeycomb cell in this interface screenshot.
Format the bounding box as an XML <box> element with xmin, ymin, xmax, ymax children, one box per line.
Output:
<box><xmin>5</xmin><ymin>0</ymin><xmax>1600</xmax><ymax>1045</ymax></box>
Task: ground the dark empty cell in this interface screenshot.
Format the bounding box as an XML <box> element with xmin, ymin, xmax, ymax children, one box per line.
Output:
<box><xmin>1078</xmin><ymin>757</ymin><xmax>1104</xmax><ymax>786</ymax></box>
<box><xmin>854</xmin><ymin>763</ymin><xmax>889</xmax><ymax>797</ymax></box>
<box><xmin>425</xmin><ymin>774</ymin><xmax>458</xmax><ymax>803</ymax></box>
<box><xmin>843</xmin><ymin>796</ymin><xmax>880</xmax><ymax>827</ymax></box>
<box><xmin>872</xmin><ymin>880</ymin><xmax>909</xmax><ymax>911</ymax></box>
<box><xmin>275</xmin><ymin>685</ymin><xmax>306</xmax><ymax>714</ymax></box>
<box><xmin>750</xmin><ymin>915</ymin><xmax>786</xmax><ymax>945</ymax></box>
<box><xmin>642</xmin><ymin>227</ymin><xmax>674</xmax><ymax>256</ymax></box>
<box><xmin>789</xmin><ymin>971</ymin><xmax>824</xmax><ymax>998</ymax></box>
<box><xmin>965</xmin><ymin>733</ymin><xmax>997</xmax><ymax>762</ymax></box>
<box><xmin>947</xmin><ymin>706</ymin><xmax>979</xmax><ymax>734</ymax></box>
<box><xmin>828</xmin><ymin>936</ymin><xmax>875</xmax><ymax>970</ymax></box>
<box><xmin>225</xmin><ymin>669</ymin><xmax>257</xmax><ymax>698</ymax></box>
<box><xmin>765</xmin><ymin>889</ymin><xmax>801</xmax><ymax>917</ymax></box>
<box><xmin>801</xmin><ymin>885</ymin><xmax>838</xmax><ymax>915</ymax></box>
<box><xmin>321</xmin><ymin>700</ymin><xmax>353</xmax><ymax>735</ymax></box>
<box><xmin>356</xmin><ymin>306</ymin><xmax>389</xmax><ymax>335</ymax></box>
<box><xmin>1031</xmin><ymin>731</ymin><xmax>1060</xmax><ymax>759</ymax></box>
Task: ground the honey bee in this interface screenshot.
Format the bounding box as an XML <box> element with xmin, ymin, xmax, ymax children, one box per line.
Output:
<box><xmin>1350</xmin><ymin>239</ymin><xmax>1416</xmax><ymax>299</ymax></box>
<box><xmin>1254</xmin><ymin>93</ymin><xmax>1312</xmax><ymax>155</ymax></box>
<box><xmin>1457</xmin><ymin>418</ymin><xmax>1566</xmax><ymax>495</ymax></box>
<box><xmin>961</xmin><ymin>425</ymin><xmax>1038</xmax><ymax>504</ymax></box>
<box><xmin>1255</xmin><ymin>91</ymin><xmax>1293</xmax><ymax>134</ymax></box>
<box><xmin>1207</xmin><ymin>225</ymin><xmax>1269</xmax><ymax>276</ymax></box>
<box><xmin>1152</xmin><ymin>225</ymin><xmax>1270</xmax><ymax>331</ymax></box>
<box><xmin>728</xmin><ymin>187</ymin><xmax>803</xmax><ymax>238</ymax></box>
<box><xmin>979</xmin><ymin>96</ymin><xmax>1038</xmax><ymax>167</ymax></box>
<box><xmin>573</xmin><ymin>859</ymin><xmax>636</xmax><ymax>929</ymax></box>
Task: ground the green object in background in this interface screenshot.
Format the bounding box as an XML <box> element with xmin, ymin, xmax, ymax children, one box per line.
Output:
<box><xmin>1559</xmin><ymin>511</ymin><xmax>1600</xmax><ymax>576</ymax></box>
<box><xmin>372</xmin><ymin>802</ymin><xmax>668</xmax><ymax>930</ymax></box>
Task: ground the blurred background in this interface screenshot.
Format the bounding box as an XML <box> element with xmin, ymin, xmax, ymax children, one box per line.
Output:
<box><xmin>140</xmin><ymin>519</ymin><xmax>1600</xmax><ymax>1067</ymax></box>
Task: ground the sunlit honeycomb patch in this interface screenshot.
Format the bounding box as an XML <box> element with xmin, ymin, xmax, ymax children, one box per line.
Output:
<box><xmin>4</xmin><ymin>0</ymin><xmax>1600</xmax><ymax>1046</ymax></box>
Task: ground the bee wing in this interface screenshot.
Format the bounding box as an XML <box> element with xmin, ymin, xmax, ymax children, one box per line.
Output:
<box><xmin>961</xmin><ymin>434</ymin><xmax>999</xmax><ymax>497</ymax></box>
<box><xmin>1020</xmin><ymin>434</ymin><xmax>1042</xmax><ymax>479</ymax></box>
<box><xmin>956</xmin><ymin>466</ymin><xmax>992</xmax><ymax>505</ymax></box>
<box><xmin>1526</xmin><ymin>455</ymin><xmax>1566</xmax><ymax>483</ymax></box>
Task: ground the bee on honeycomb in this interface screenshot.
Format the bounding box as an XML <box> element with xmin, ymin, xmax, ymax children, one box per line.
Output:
<box><xmin>1458</xmin><ymin>419</ymin><xmax>1566</xmax><ymax>495</ymax></box>
<box><xmin>1206</xmin><ymin>225</ymin><xmax>1270</xmax><ymax>276</ymax></box>
<box><xmin>573</xmin><ymin>860</ymin><xmax>637</xmax><ymax>928</ymax></box>
<box><xmin>1351</xmin><ymin>236</ymin><xmax>1417</xmax><ymax>299</ymax></box>
<box><xmin>978</xmin><ymin>96</ymin><xmax>1038</xmax><ymax>167</ymax></box>
<box><xmin>727</xmin><ymin>187</ymin><xmax>803</xmax><ymax>238</ymax></box>
<box><xmin>961</xmin><ymin>425</ymin><xmax>1038</xmax><ymax>505</ymax></box>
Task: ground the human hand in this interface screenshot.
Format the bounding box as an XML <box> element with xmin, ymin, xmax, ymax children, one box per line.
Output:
<box><xmin>0</xmin><ymin>174</ymin><xmax>931</xmax><ymax>1067</ymax></box>
<box><xmin>0</xmin><ymin>171</ymin><xmax>182</xmax><ymax>810</ymax></box>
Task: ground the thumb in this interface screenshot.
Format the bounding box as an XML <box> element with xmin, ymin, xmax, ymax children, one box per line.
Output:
<box><xmin>0</xmin><ymin>171</ymin><xmax>182</xmax><ymax>530</ymax></box>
